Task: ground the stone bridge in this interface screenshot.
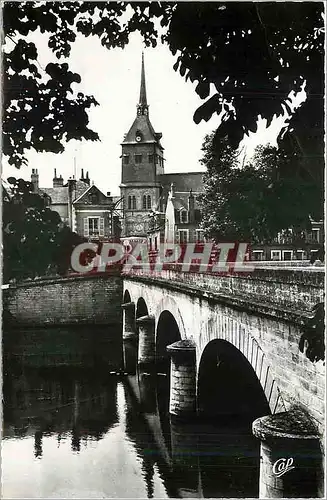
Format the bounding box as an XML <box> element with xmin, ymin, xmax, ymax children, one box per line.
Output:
<box><xmin>122</xmin><ymin>265</ymin><xmax>325</xmax><ymax>498</ymax></box>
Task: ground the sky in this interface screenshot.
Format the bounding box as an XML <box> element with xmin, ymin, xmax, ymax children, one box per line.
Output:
<box><xmin>3</xmin><ymin>23</ymin><xmax>294</xmax><ymax>196</ymax></box>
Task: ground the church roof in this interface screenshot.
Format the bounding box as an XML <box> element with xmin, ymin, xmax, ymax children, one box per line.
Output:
<box><xmin>139</xmin><ymin>52</ymin><xmax>147</xmax><ymax>106</ymax></box>
<box><xmin>122</xmin><ymin>53</ymin><xmax>163</xmax><ymax>149</ymax></box>
<box><xmin>122</xmin><ymin>114</ymin><xmax>163</xmax><ymax>147</ymax></box>
<box><xmin>159</xmin><ymin>172</ymin><xmax>204</xmax><ymax>193</ymax></box>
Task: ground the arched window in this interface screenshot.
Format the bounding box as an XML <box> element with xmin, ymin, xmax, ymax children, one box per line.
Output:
<box><xmin>147</xmin><ymin>195</ymin><xmax>151</xmax><ymax>209</ymax></box>
<box><xmin>142</xmin><ymin>195</ymin><xmax>147</xmax><ymax>209</ymax></box>
<box><xmin>132</xmin><ymin>196</ymin><xmax>137</xmax><ymax>209</ymax></box>
<box><xmin>128</xmin><ymin>196</ymin><xmax>132</xmax><ymax>209</ymax></box>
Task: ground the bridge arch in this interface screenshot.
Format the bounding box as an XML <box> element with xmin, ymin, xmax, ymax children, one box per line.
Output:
<box><xmin>156</xmin><ymin>311</ymin><xmax>181</xmax><ymax>371</ymax></box>
<box><xmin>136</xmin><ymin>297</ymin><xmax>149</xmax><ymax>319</ymax></box>
<box><xmin>154</xmin><ymin>296</ymin><xmax>186</xmax><ymax>339</ymax></box>
<box><xmin>197</xmin><ymin>339</ymin><xmax>271</xmax><ymax>422</ymax></box>
<box><xmin>123</xmin><ymin>289</ymin><xmax>131</xmax><ymax>304</ymax></box>
<box><xmin>198</xmin><ymin>316</ymin><xmax>285</xmax><ymax>415</ymax></box>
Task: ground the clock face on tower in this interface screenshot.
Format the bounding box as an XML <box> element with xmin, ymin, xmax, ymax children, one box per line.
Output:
<box><xmin>135</xmin><ymin>132</ymin><xmax>142</xmax><ymax>142</ymax></box>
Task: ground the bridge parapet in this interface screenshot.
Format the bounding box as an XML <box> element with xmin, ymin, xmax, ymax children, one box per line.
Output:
<box><xmin>122</xmin><ymin>266</ymin><xmax>324</xmax><ymax>324</ymax></box>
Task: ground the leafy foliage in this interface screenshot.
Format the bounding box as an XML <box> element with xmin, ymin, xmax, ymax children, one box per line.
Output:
<box><xmin>299</xmin><ymin>303</ymin><xmax>325</xmax><ymax>363</ymax></box>
<box><xmin>3</xmin><ymin>177</ymin><xmax>84</xmax><ymax>281</ymax></box>
<box><xmin>198</xmin><ymin>133</ymin><xmax>321</xmax><ymax>243</ymax></box>
<box><xmin>3</xmin><ymin>1</ymin><xmax>173</xmax><ymax>167</ymax></box>
<box><xmin>4</xmin><ymin>2</ymin><xmax>324</xmax><ymax>169</ymax></box>
<box><xmin>163</xmin><ymin>3</ymin><xmax>324</xmax><ymax>147</ymax></box>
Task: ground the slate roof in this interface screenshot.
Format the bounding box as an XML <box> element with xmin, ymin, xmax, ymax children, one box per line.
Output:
<box><xmin>41</xmin><ymin>187</ymin><xmax>68</xmax><ymax>204</ymax></box>
<box><xmin>122</xmin><ymin>114</ymin><xmax>163</xmax><ymax>148</ymax></box>
<box><xmin>159</xmin><ymin>172</ymin><xmax>204</xmax><ymax>193</ymax></box>
<box><xmin>41</xmin><ymin>180</ymin><xmax>89</xmax><ymax>204</ymax></box>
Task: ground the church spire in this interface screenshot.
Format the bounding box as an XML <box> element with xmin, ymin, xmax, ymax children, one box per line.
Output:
<box><xmin>137</xmin><ymin>52</ymin><xmax>149</xmax><ymax>116</ymax></box>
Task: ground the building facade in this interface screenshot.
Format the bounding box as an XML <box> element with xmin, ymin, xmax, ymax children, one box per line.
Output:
<box><xmin>24</xmin><ymin>54</ymin><xmax>323</xmax><ymax>263</ymax></box>
<box><xmin>120</xmin><ymin>54</ymin><xmax>204</xmax><ymax>248</ymax></box>
<box><xmin>31</xmin><ymin>168</ymin><xmax>122</xmax><ymax>241</ymax></box>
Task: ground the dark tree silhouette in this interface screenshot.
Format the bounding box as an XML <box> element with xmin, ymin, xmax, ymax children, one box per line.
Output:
<box><xmin>4</xmin><ymin>2</ymin><xmax>324</xmax><ymax>172</ymax></box>
<box><xmin>300</xmin><ymin>303</ymin><xmax>325</xmax><ymax>363</ymax></box>
<box><xmin>3</xmin><ymin>3</ymin><xmax>324</xmax><ymax>235</ymax></box>
<box><xmin>3</xmin><ymin>177</ymin><xmax>84</xmax><ymax>281</ymax></box>
<box><xmin>199</xmin><ymin>135</ymin><xmax>320</xmax><ymax>243</ymax></box>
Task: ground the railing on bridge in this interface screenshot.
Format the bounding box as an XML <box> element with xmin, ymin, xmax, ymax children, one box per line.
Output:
<box><xmin>122</xmin><ymin>263</ymin><xmax>324</xmax><ymax>319</ymax></box>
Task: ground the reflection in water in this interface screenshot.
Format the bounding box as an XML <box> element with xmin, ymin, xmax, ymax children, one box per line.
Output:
<box><xmin>2</xmin><ymin>326</ymin><xmax>260</xmax><ymax>498</ymax></box>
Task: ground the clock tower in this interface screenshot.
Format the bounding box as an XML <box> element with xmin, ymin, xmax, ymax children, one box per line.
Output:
<box><xmin>120</xmin><ymin>53</ymin><xmax>165</xmax><ymax>238</ymax></box>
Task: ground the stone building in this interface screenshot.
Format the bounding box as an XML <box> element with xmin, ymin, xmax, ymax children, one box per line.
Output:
<box><xmin>120</xmin><ymin>53</ymin><xmax>204</xmax><ymax>248</ymax></box>
<box><xmin>250</xmin><ymin>220</ymin><xmax>324</xmax><ymax>263</ymax></box>
<box><xmin>30</xmin><ymin>168</ymin><xmax>122</xmax><ymax>241</ymax></box>
<box><xmin>119</xmin><ymin>53</ymin><xmax>323</xmax><ymax>262</ymax></box>
<box><xmin>23</xmin><ymin>54</ymin><xmax>322</xmax><ymax>263</ymax></box>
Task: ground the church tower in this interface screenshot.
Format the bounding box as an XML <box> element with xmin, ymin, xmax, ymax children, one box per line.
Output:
<box><xmin>120</xmin><ymin>53</ymin><xmax>165</xmax><ymax>238</ymax></box>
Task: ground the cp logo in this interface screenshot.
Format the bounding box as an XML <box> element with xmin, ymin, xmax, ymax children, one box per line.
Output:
<box><xmin>272</xmin><ymin>457</ymin><xmax>295</xmax><ymax>477</ymax></box>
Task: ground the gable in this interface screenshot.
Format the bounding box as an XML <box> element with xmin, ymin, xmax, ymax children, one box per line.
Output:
<box><xmin>74</xmin><ymin>184</ymin><xmax>110</xmax><ymax>206</ymax></box>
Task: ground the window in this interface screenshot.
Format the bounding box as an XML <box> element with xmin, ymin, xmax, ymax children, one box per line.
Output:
<box><xmin>180</xmin><ymin>209</ymin><xmax>188</xmax><ymax>224</ymax></box>
<box><xmin>271</xmin><ymin>250</ymin><xmax>281</xmax><ymax>261</ymax></box>
<box><xmin>90</xmin><ymin>192</ymin><xmax>99</xmax><ymax>204</ymax></box>
<box><xmin>154</xmin><ymin>236</ymin><xmax>158</xmax><ymax>251</ymax></box>
<box><xmin>178</xmin><ymin>230</ymin><xmax>189</xmax><ymax>244</ymax></box>
<box><xmin>128</xmin><ymin>196</ymin><xmax>132</xmax><ymax>209</ymax></box>
<box><xmin>132</xmin><ymin>196</ymin><xmax>136</xmax><ymax>209</ymax></box>
<box><xmin>135</xmin><ymin>154</ymin><xmax>142</xmax><ymax>164</ymax></box>
<box><xmin>148</xmin><ymin>154</ymin><xmax>154</xmax><ymax>163</ymax></box>
<box><xmin>282</xmin><ymin>250</ymin><xmax>293</xmax><ymax>261</ymax></box>
<box><xmin>312</xmin><ymin>228</ymin><xmax>320</xmax><ymax>243</ymax></box>
<box><xmin>142</xmin><ymin>195</ymin><xmax>151</xmax><ymax>210</ymax></box>
<box><xmin>296</xmin><ymin>250</ymin><xmax>305</xmax><ymax>261</ymax></box>
<box><xmin>123</xmin><ymin>154</ymin><xmax>129</xmax><ymax>165</ymax></box>
<box><xmin>252</xmin><ymin>250</ymin><xmax>264</xmax><ymax>261</ymax></box>
<box><xmin>194</xmin><ymin>209</ymin><xmax>202</xmax><ymax>222</ymax></box>
<box><xmin>84</xmin><ymin>217</ymin><xmax>104</xmax><ymax>237</ymax></box>
<box><xmin>196</xmin><ymin>230</ymin><xmax>205</xmax><ymax>242</ymax></box>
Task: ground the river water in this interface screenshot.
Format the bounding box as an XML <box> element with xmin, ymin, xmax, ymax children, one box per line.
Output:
<box><xmin>2</xmin><ymin>326</ymin><xmax>260</xmax><ymax>498</ymax></box>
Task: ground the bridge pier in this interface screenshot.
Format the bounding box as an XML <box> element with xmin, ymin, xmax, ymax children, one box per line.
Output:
<box><xmin>253</xmin><ymin>408</ymin><xmax>322</xmax><ymax>498</ymax></box>
<box><xmin>170</xmin><ymin>417</ymin><xmax>202</xmax><ymax>498</ymax></box>
<box><xmin>136</xmin><ymin>315</ymin><xmax>155</xmax><ymax>368</ymax></box>
<box><xmin>122</xmin><ymin>301</ymin><xmax>137</xmax><ymax>374</ymax></box>
<box><xmin>167</xmin><ymin>340</ymin><xmax>196</xmax><ymax>418</ymax></box>
<box><xmin>122</xmin><ymin>301</ymin><xmax>136</xmax><ymax>340</ymax></box>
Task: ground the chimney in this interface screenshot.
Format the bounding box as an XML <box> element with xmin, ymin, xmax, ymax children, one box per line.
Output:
<box><xmin>67</xmin><ymin>178</ymin><xmax>77</xmax><ymax>231</ymax></box>
<box><xmin>31</xmin><ymin>168</ymin><xmax>39</xmax><ymax>192</ymax></box>
<box><xmin>84</xmin><ymin>171</ymin><xmax>90</xmax><ymax>186</ymax></box>
<box><xmin>80</xmin><ymin>168</ymin><xmax>87</xmax><ymax>183</ymax></box>
<box><xmin>188</xmin><ymin>189</ymin><xmax>195</xmax><ymax>223</ymax></box>
<box><xmin>53</xmin><ymin>168</ymin><xmax>63</xmax><ymax>187</ymax></box>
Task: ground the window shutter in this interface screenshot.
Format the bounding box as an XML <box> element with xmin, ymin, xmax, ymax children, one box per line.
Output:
<box><xmin>84</xmin><ymin>218</ymin><xmax>89</xmax><ymax>237</ymax></box>
<box><xmin>99</xmin><ymin>217</ymin><xmax>105</xmax><ymax>236</ymax></box>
